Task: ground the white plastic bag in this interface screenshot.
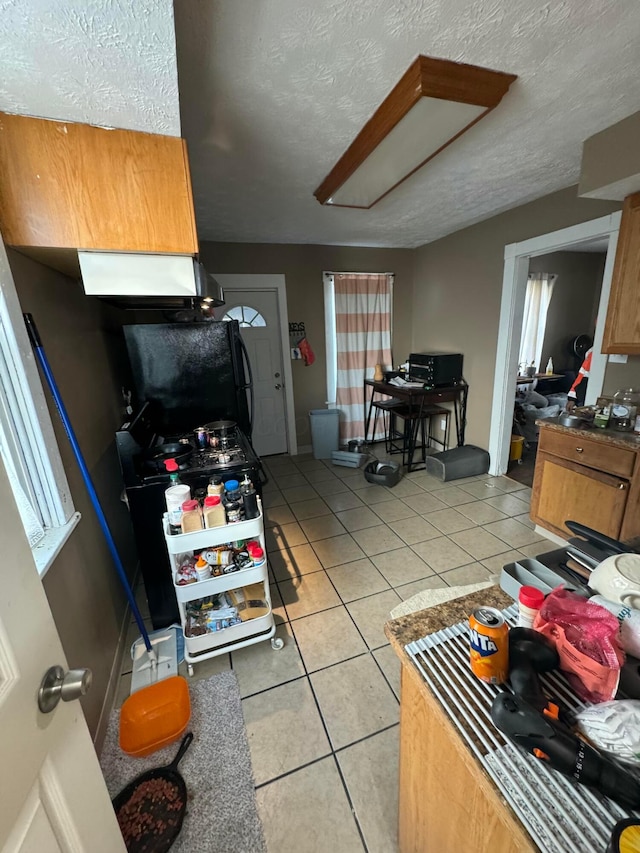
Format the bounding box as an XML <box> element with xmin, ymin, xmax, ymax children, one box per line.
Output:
<box><xmin>575</xmin><ymin>700</ymin><xmax>640</xmax><ymax>766</ymax></box>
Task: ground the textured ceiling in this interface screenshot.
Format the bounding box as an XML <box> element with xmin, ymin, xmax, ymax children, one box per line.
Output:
<box><xmin>0</xmin><ymin>0</ymin><xmax>180</xmax><ymax>135</ymax></box>
<box><xmin>175</xmin><ymin>0</ymin><xmax>640</xmax><ymax>248</ymax></box>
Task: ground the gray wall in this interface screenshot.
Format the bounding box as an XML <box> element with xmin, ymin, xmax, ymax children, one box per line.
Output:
<box><xmin>198</xmin><ymin>242</ymin><xmax>415</xmax><ymax>448</ymax></box>
<box><xmin>7</xmin><ymin>249</ymin><xmax>136</xmax><ymax>738</ymax></box>
<box><xmin>528</xmin><ymin>251</ymin><xmax>606</xmax><ymax>372</ymax></box>
<box><xmin>411</xmin><ymin>187</ymin><xmax>621</xmax><ymax>450</ymax></box>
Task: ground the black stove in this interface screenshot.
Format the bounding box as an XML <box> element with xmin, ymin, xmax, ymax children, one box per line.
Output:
<box><xmin>139</xmin><ymin>429</ymin><xmax>255</xmax><ymax>485</ymax></box>
<box><xmin>116</xmin><ymin>402</ymin><xmax>265</xmax><ymax>628</ymax></box>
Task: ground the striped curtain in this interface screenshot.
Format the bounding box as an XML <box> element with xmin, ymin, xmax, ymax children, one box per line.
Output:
<box><xmin>334</xmin><ymin>273</ymin><xmax>393</xmax><ymax>443</ymax></box>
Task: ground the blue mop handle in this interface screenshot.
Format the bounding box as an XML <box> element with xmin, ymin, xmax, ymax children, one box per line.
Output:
<box><xmin>23</xmin><ymin>313</ymin><xmax>152</xmax><ymax>654</ymax></box>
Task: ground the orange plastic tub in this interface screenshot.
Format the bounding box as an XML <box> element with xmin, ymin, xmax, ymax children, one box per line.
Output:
<box><xmin>119</xmin><ymin>676</ymin><xmax>191</xmax><ymax>758</ymax></box>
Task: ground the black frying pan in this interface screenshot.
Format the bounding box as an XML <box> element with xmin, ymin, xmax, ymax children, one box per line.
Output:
<box><xmin>112</xmin><ymin>733</ymin><xmax>193</xmax><ymax>853</ymax></box>
<box><xmin>144</xmin><ymin>442</ymin><xmax>193</xmax><ymax>473</ymax></box>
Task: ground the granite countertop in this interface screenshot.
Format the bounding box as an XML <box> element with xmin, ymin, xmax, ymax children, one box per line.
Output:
<box><xmin>537</xmin><ymin>419</ymin><xmax>640</xmax><ymax>451</ymax></box>
<box><xmin>385</xmin><ymin>585</ymin><xmax>512</xmax><ymax>658</ymax></box>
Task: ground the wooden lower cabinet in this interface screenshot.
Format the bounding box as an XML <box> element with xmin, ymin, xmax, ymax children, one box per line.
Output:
<box><xmin>398</xmin><ymin>661</ymin><xmax>534</xmax><ymax>853</ymax></box>
<box><xmin>532</xmin><ymin>452</ymin><xmax>628</xmax><ymax>539</ymax></box>
<box><xmin>531</xmin><ymin>424</ymin><xmax>640</xmax><ymax>541</ymax></box>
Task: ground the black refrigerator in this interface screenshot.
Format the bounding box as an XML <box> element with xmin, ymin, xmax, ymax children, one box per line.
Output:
<box><xmin>123</xmin><ymin>320</ymin><xmax>252</xmax><ymax>435</ymax></box>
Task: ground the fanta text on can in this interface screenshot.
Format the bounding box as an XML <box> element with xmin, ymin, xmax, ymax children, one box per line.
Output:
<box><xmin>469</xmin><ymin>607</ymin><xmax>509</xmax><ymax>684</ymax></box>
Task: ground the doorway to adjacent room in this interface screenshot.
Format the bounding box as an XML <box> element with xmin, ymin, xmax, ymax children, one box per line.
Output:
<box><xmin>488</xmin><ymin>212</ymin><xmax>622</xmax><ymax>481</ymax></box>
<box><xmin>509</xmin><ymin>249</ymin><xmax>607</xmax><ymax>486</ymax></box>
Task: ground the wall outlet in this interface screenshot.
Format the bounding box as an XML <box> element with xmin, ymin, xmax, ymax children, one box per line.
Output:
<box><xmin>440</xmin><ymin>418</ymin><xmax>447</xmax><ymax>431</ymax></box>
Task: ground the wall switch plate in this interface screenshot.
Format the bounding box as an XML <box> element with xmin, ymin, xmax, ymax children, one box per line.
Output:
<box><xmin>608</xmin><ymin>354</ymin><xmax>629</xmax><ymax>363</ymax></box>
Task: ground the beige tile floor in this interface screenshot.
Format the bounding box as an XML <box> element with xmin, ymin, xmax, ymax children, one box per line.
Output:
<box><xmin>116</xmin><ymin>451</ymin><xmax>551</xmax><ymax>853</ymax></box>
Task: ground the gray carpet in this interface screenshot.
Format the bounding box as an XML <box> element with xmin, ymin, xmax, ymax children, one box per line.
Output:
<box><xmin>101</xmin><ymin>671</ymin><xmax>266</xmax><ymax>853</ymax></box>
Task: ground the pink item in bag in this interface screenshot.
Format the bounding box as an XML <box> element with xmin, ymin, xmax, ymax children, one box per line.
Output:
<box><xmin>533</xmin><ymin>587</ymin><xmax>624</xmax><ymax>703</ymax></box>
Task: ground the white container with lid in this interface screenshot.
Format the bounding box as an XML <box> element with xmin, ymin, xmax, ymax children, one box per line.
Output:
<box><xmin>165</xmin><ymin>483</ymin><xmax>191</xmax><ymax>527</ymax></box>
<box><xmin>517</xmin><ymin>585</ymin><xmax>545</xmax><ymax>628</ymax></box>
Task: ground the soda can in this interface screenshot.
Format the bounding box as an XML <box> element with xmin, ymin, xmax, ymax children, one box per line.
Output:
<box><xmin>195</xmin><ymin>427</ymin><xmax>209</xmax><ymax>450</ymax></box>
<box><xmin>469</xmin><ymin>607</ymin><xmax>509</xmax><ymax>684</ymax></box>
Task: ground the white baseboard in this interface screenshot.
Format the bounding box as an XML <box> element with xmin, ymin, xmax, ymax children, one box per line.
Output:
<box><xmin>535</xmin><ymin>525</ymin><xmax>567</xmax><ymax>547</ymax></box>
<box><xmin>93</xmin><ymin>572</ymin><xmax>139</xmax><ymax>755</ymax></box>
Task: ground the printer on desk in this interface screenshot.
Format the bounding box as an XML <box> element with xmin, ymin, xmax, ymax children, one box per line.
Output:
<box><xmin>409</xmin><ymin>352</ymin><xmax>464</xmax><ymax>389</ymax></box>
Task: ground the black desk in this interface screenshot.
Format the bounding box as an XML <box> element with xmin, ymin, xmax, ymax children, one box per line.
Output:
<box><xmin>363</xmin><ymin>379</ymin><xmax>468</xmax><ymax>472</ymax></box>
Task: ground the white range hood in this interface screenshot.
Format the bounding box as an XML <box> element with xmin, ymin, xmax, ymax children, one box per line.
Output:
<box><xmin>78</xmin><ymin>251</ymin><xmax>197</xmax><ymax>297</ymax></box>
<box><xmin>77</xmin><ymin>252</ymin><xmax>225</xmax><ymax>309</ymax></box>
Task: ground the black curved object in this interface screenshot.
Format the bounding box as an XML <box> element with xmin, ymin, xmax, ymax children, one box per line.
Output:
<box><xmin>565</xmin><ymin>521</ymin><xmax>635</xmax><ymax>555</ymax></box>
<box><xmin>112</xmin><ymin>733</ymin><xmax>193</xmax><ymax>853</ymax></box>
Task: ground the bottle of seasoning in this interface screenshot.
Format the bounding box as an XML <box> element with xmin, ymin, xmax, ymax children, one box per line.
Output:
<box><xmin>517</xmin><ymin>585</ymin><xmax>544</xmax><ymax>629</ymax></box>
<box><xmin>203</xmin><ymin>495</ymin><xmax>226</xmax><ymax>528</ymax></box>
<box><xmin>223</xmin><ymin>479</ymin><xmax>244</xmax><ymax>521</ymax></box>
<box><xmin>225</xmin><ymin>493</ymin><xmax>243</xmax><ymax>523</ymax></box>
<box><xmin>164</xmin><ymin>459</ymin><xmax>191</xmax><ymax>534</ymax></box>
<box><xmin>247</xmin><ymin>541</ymin><xmax>266</xmax><ymax>567</ymax></box>
<box><xmin>207</xmin><ymin>476</ymin><xmax>224</xmax><ymax>497</ymax></box>
<box><xmin>223</xmin><ymin>479</ymin><xmax>240</xmax><ymax>502</ymax></box>
<box><xmin>180</xmin><ymin>499</ymin><xmax>203</xmax><ymax>533</ymax></box>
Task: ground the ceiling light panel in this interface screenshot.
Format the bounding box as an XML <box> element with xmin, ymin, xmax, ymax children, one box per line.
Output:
<box><xmin>314</xmin><ymin>55</ymin><xmax>517</xmax><ymax>209</ymax></box>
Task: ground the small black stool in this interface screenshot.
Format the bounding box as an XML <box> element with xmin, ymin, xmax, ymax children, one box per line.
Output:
<box><xmin>389</xmin><ymin>404</ymin><xmax>451</xmax><ymax>468</ymax></box>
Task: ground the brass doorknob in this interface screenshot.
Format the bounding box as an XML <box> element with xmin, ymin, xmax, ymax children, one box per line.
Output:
<box><xmin>38</xmin><ymin>665</ymin><xmax>92</xmax><ymax>714</ymax></box>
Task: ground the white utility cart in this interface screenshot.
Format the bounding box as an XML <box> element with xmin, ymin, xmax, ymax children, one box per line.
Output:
<box><xmin>163</xmin><ymin>499</ymin><xmax>283</xmax><ymax>676</ymax></box>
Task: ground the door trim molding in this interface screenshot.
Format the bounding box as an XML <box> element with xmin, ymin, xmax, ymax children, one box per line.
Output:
<box><xmin>488</xmin><ymin>211</ymin><xmax>622</xmax><ymax>476</ymax></box>
<box><xmin>213</xmin><ymin>274</ymin><xmax>297</xmax><ymax>456</ymax></box>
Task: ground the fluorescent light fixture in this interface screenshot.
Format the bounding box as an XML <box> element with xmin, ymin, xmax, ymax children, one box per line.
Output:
<box><xmin>314</xmin><ymin>55</ymin><xmax>517</xmax><ymax>209</ymax></box>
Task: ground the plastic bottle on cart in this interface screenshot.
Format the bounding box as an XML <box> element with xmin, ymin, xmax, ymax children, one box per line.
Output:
<box><xmin>203</xmin><ymin>495</ymin><xmax>226</xmax><ymax>528</ymax></box>
<box><xmin>223</xmin><ymin>480</ymin><xmax>244</xmax><ymax>521</ymax></box>
<box><xmin>242</xmin><ymin>486</ymin><xmax>260</xmax><ymax>520</ymax></box>
<box><xmin>225</xmin><ymin>494</ymin><xmax>243</xmax><ymax>523</ymax></box>
<box><xmin>180</xmin><ymin>499</ymin><xmax>203</xmax><ymax>533</ymax></box>
<box><xmin>223</xmin><ymin>480</ymin><xmax>240</xmax><ymax>506</ymax></box>
<box><xmin>247</xmin><ymin>541</ymin><xmax>266</xmax><ymax>567</ymax></box>
<box><xmin>207</xmin><ymin>476</ymin><xmax>224</xmax><ymax>497</ymax></box>
<box><xmin>240</xmin><ymin>475</ymin><xmax>259</xmax><ymax>520</ymax></box>
<box><xmin>164</xmin><ymin>459</ymin><xmax>191</xmax><ymax>534</ymax></box>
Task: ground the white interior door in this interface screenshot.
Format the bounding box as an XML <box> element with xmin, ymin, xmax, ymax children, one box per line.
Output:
<box><xmin>0</xmin><ymin>458</ymin><xmax>125</xmax><ymax>852</ymax></box>
<box><xmin>219</xmin><ymin>290</ymin><xmax>288</xmax><ymax>457</ymax></box>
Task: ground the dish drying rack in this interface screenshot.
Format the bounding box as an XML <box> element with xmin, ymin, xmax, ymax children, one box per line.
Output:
<box><xmin>405</xmin><ymin>604</ymin><xmax>639</xmax><ymax>853</ymax></box>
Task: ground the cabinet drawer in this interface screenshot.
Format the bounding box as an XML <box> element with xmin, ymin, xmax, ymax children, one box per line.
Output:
<box><xmin>539</xmin><ymin>429</ymin><xmax>636</xmax><ymax>478</ymax></box>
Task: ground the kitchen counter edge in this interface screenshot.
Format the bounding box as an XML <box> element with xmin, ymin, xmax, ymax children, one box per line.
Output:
<box><xmin>536</xmin><ymin>419</ymin><xmax>640</xmax><ymax>450</ymax></box>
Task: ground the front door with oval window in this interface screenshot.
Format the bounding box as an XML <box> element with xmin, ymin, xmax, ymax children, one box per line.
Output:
<box><xmin>221</xmin><ymin>290</ymin><xmax>288</xmax><ymax>456</ymax></box>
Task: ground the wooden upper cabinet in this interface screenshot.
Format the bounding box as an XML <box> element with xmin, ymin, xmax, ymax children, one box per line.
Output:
<box><xmin>603</xmin><ymin>190</ymin><xmax>640</xmax><ymax>354</ymax></box>
<box><xmin>0</xmin><ymin>113</ymin><xmax>198</xmax><ymax>255</ymax></box>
